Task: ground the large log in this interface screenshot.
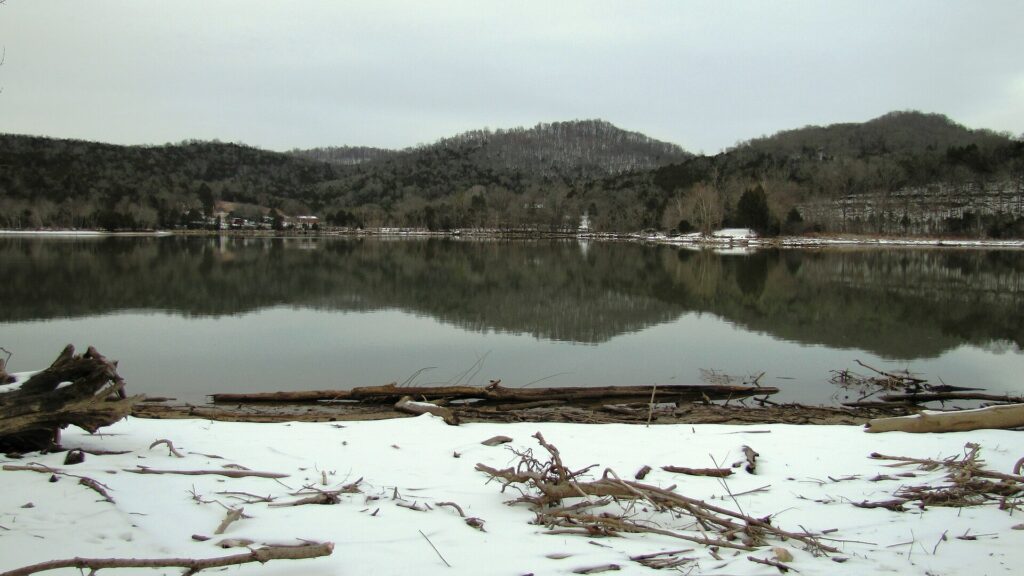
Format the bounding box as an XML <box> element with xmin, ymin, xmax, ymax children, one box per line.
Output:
<box><xmin>879</xmin><ymin>391</ymin><xmax>1024</xmax><ymax>404</ymax></box>
<box><xmin>210</xmin><ymin>382</ymin><xmax>778</xmax><ymax>405</ymax></box>
<box><xmin>865</xmin><ymin>403</ymin><xmax>1024</xmax><ymax>433</ymax></box>
<box><xmin>0</xmin><ymin>345</ymin><xmax>141</xmax><ymax>452</ymax></box>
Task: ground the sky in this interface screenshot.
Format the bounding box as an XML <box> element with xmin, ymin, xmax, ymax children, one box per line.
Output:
<box><xmin>1</xmin><ymin>1</ymin><xmax>1022</xmax><ymax>154</ymax></box>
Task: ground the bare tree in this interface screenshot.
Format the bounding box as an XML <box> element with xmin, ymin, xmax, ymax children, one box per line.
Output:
<box><xmin>689</xmin><ymin>182</ymin><xmax>723</xmax><ymax>236</ymax></box>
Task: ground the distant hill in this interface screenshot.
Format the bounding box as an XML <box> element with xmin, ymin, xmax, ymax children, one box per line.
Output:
<box><xmin>647</xmin><ymin>111</ymin><xmax>1024</xmax><ymax>237</ymax></box>
<box><xmin>739</xmin><ymin>111</ymin><xmax>1010</xmax><ymax>159</ymax></box>
<box><xmin>289</xmin><ymin>145</ymin><xmax>399</xmax><ymax>166</ymax></box>
<box><xmin>1</xmin><ymin>112</ymin><xmax>1021</xmax><ymax>237</ymax></box>
<box><xmin>291</xmin><ymin>119</ymin><xmax>690</xmax><ymax>177</ymax></box>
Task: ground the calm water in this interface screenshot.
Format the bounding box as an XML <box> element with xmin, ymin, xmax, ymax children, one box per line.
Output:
<box><xmin>2</xmin><ymin>235</ymin><xmax>1022</xmax><ymax>405</ymax></box>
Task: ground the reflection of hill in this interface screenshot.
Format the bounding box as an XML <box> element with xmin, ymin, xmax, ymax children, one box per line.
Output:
<box><xmin>1</xmin><ymin>237</ymin><xmax>1022</xmax><ymax>357</ymax></box>
<box><xmin>661</xmin><ymin>248</ymin><xmax>1024</xmax><ymax>359</ymax></box>
<box><xmin>0</xmin><ymin>236</ymin><xmax>682</xmax><ymax>343</ymax></box>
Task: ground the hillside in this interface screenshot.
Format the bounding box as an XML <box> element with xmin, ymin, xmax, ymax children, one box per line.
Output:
<box><xmin>1</xmin><ymin>112</ymin><xmax>1022</xmax><ymax>236</ymax></box>
<box><xmin>647</xmin><ymin>111</ymin><xmax>1024</xmax><ymax>237</ymax></box>
<box><xmin>291</xmin><ymin>120</ymin><xmax>689</xmax><ymax>177</ymax></box>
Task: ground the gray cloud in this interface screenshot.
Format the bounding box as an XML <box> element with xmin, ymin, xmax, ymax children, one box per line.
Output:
<box><xmin>1</xmin><ymin>0</ymin><xmax>1022</xmax><ymax>153</ymax></box>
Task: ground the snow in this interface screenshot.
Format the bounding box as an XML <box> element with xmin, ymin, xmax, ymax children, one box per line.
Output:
<box><xmin>2</xmin><ymin>415</ymin><xmax>1021</xmax><ymax>575</ymax></box>
<box><xmin>0</xmin><ymin>372</ymin><xmax>33</xmax><ymax>395</ymax></box>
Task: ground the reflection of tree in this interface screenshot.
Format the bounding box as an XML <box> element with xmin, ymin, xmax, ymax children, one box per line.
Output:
<box><xmin>1</xmin><ymin>238</ymin><xmax>1022</xmax><ymax>358</ymax></box>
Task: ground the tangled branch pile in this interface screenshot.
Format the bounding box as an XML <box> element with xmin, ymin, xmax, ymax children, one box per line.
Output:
<box><xmin>856</xmin><ymin>442</ymin><xmax>1024</xmax><ymax>512</ymax></box>
<box><xmin>476</xmin><ymin>432</ymin><xmax>837</xmax><ymax>557</ymax></box>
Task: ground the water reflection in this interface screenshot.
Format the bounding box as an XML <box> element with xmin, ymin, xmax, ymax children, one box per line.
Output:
<box><xmin>2</xmin><ymin>236</ymin><xmax>1023</xmax><ymax>360</ymax></box>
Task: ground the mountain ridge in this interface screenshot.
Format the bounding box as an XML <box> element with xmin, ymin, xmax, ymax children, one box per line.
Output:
<box><xmin>1</xmin><ymin>111</ymin><xmax>1021</xmax><ymax>236</ymax></box>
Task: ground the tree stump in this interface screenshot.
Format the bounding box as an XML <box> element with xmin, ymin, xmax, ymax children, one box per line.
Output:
<box><xmin>0</xmin><ymin>345</ymin><xmax>141</xmax><ymax>452</ymax></box>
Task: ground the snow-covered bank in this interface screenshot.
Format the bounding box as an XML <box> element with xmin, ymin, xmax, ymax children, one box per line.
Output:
<box><xmin>1</xmin><ymin>416</ymin><xmax>1021</xmax><ymax>575</ymax></box>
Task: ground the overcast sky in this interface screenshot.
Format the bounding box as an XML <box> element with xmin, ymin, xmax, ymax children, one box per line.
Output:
<box><xmin>1</xmin><ymin>1</ymin><xmax>1022</xmax><ymax>154</ymax></box>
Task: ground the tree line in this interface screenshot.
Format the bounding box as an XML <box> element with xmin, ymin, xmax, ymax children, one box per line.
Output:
<box><xmin>2</xmin><ymin>113</ymin><xmax>1022</xmax><ymax>236</ymax></box>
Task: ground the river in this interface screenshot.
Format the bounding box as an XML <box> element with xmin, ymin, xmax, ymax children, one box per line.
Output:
<box><xmin>1</xmin><ymin>235</ymin><xmax>1022</xmax><ymax>405</ymax></box>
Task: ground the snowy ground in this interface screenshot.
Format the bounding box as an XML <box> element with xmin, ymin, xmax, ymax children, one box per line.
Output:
<box><xmin>1</xmin><ymin>415</ymin><xmax>1021</xmax><ymax>575</ymax></box>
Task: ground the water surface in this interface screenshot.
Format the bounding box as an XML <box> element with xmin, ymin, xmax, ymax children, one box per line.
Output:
<box><xmin>2</xmin><ymin>235</ymin><xmax>1022</xmax><ymax>405</ymax></box>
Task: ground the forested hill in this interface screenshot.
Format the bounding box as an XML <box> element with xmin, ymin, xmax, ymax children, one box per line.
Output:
<box><xmin>742</xmin><ymin>111</ymin><xmax>1010</xmax><ymax>158</ymax></box>
<box><xmin>290</xmin><ymin>120</ymin><xmax>690</xmax><ymax>177</ymax></box>
<box><xmin>2</xmin><ymin>111</ymin><xmax>1022</xmax><ymax>236</ymax></box>
<box><xmin>647</xmin><ymin>111</ymin><xmax>1024</xmax><ymax>237</ymax></box>
<box><xmin>0</xmin><ymin>135</ymin><xmax>337</xmax><ymax>229</ymax></box>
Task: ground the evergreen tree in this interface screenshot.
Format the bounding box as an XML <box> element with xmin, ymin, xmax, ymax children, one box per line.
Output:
<box><xmin>735</xmin><ymin>185</ymin><xmax>772</xmax><ymax>235</ymax></box>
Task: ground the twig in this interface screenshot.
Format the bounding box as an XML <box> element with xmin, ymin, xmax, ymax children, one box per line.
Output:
<box><xmin>215</xmin><ymin>491</ymin><xmax>275</xmax><ymax>504</ymax></box>
<box><xmin>149</xmin><ymin>439</ymin><xmax>184</xmax><ymax>458</ymax></box>
<box><xmin>748</xmin><ymin>554</ymin><xmax>798</xmax><ymax>573</ymax></box>
<box><xmin>932</xmin><ymin>530</ymin><xmax>948</xmax><ymax>554</ymax></box>
<box><xmin>123</xmin><ymin>467</ymin><xmax>288</xmax><ymax>479</ymax></box>
<box><xmin>573</xmin><ymin>564</ymin><xmax>621</xmax><ymax>574</ymax></box>
<box><xmin>435</xmin><ymin>501</ymin><xmax>466</xmax><ymax>517</ymax></box>
<box><xmin>646</xmin><ymin>384</ymin><xmax>657</xmax><ymax>427</ymax></box>
<box><xmin>629</xmin><ymin>549</ymin><xmax>694</xmax><ymax>561</ymax></box>
<box><xmin>0</xmin><ymin>543</ymin><xmax>334</xmax><ymax>576</ymax></box>
<box><xmin>2</xmin><ymin>464</ymin><xmax>114</xmax><ymax>503</ymax></box>
<box><xmin>399</xmin><ymin>366</ymin><xmax>436</xmax><ymax>387</ymax></box>
<box><xmin>519</xmin><ymin>371</ymin><xmax>574</xmax><ymax>388</ymax></box>
<box><xmin>214</xmin><ymin>507</ymin><xmax>244</xmax><ymax>535</ymax></box>
<box><xmin>731</xmin><ymin>484</ymin><xmax>772</xmax><ymax>497</ymax></box>
<box><xmin>418</xmin><ymin>530</ymin><xmax>451</xmax><ymax>568</ymax></box>
<box><xmin>661</xmin><ymin>466</ymin><xmax>732</xmax><ymax>477</ymax></box>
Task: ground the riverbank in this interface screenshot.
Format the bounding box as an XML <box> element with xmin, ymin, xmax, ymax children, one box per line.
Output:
<box><xmin>1</xmin><ymin>414</ymin><xmax>1021</xmax><ymax>575</ymax></box>
<box><xmin>5</xmin><ymin>227</ymin><xmax>1024</xmax><ymax>249</ymax></box>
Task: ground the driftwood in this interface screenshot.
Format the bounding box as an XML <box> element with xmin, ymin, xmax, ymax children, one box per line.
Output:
<box><xmin>866</xmin><ymin>403</ymin><xmax>1024</xmax><ymax>433</ymax></box>
<box><xmin>211</xmin><ymin>382</ymin><xmax>777</xmax><ymax>406</ymax></box>
<box><xmin>3</xmin><ymin>464</ymin><xmax>115</xmax><ymax>503</ymax></box>
<box><xmin>741</xmin><ymin>445</ymin><xmax>759</xmax><ymax>473</ymax></box>
<box><xmin>122</xmin><ymin>467</ymin><xmax>289</xmax><ymax>479</ymax></box>
<box><xmin>0</xmin><ymin>345</ymin><xmax>140</xmax><ymax>452</ymax></box>
<box><xmin>0</xmin><ymin>542</ymin><xmax>334</xmax><ymax>576</ymax></box>
<box><xmin>879</xmin><ymin>392</ymin><xmax>1024</xmax><ymax>404</ymax></box>
<box><xmin>394</xmin><ymin>396</ymin><xmax>459</xmax><ymax>425</ymax></box>
<box><xmin>660</xmin><ymin>465</ymin><xmax>733</xmax><ymax>477</ymax></box>
<box><xmin>476</xmin><ymin>432</ymin><xmax>837</xmax><ymax>555</ymax></box>
<box><xmin>856</xmin><ymin>443</ymin><xmax>1024</xmax><ymax>511</ymax></box>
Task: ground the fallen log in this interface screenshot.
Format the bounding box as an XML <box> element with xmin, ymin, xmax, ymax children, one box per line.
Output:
<box><xmin>866</xmin><ymin>403</ymin><xmax>1024</xmax><ymax>433</ymax></box>
<box><xmin>879</xmin><ymin>392</ymin><xmax>1024</xmax><ymax>404</ymax></box>
<box><xmin>394</xmin><ymin>396</ymin><xmax>459</xmax><ymax>425</ymax></box>
<box><xmin>210</xmin><ymin>383</ymin><xmax>777</xmax><ymax>405</ymax></box>
<box><xmin>0</xmin><ymin>345</ymin><xmax>141</xmax><ymax>452</ymax></box>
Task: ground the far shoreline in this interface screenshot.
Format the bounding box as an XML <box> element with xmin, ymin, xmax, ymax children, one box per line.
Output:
<box><xmin>3</xmin><ymin>226</ymin><xmax>1024</xmax><ymax>249</ymax></box>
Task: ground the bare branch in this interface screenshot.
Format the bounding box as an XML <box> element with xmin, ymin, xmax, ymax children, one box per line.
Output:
<box><xmin>0</xmin><ymin>543</ymin><xmax>334</xmax><ymax>576</ymax></box>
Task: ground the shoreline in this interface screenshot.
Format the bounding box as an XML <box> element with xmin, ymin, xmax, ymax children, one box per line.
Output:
<box><xmin>1</xmin><ymin>414</ymin><xmax>1020</xmax><ymax>575</ymax></box>
<box><xmin>4</xmin><ymin>227</ymin><xmax>1024</xmax><ymax>249</ymax></box>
